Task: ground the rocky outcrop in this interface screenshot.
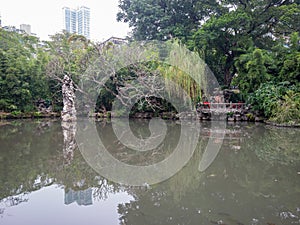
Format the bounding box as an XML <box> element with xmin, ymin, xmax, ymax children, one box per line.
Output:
<box><xmin>61</xmin><ymin>75</ymin><xmax>77</xmax><ymax>122</ymax></box>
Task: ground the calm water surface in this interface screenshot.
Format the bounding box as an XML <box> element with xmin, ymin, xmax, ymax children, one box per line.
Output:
<box><xmin>0</xmin><ymin>119</ymin><xmax>299</xmax><ymax>225</ymax></box>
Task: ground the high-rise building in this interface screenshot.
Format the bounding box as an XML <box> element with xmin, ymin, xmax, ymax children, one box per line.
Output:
<box><xmin>62</xmin><ymin>6</ymin><xmax>90</xmax><ymax>39</ymax></box>
<box><xmin>77</xmin><ymin>6</ymin><xmax>90</xmax><ymax>39</ymax></box>
<box><xmin>62</xmin><ymin>7</ymin><xmax>77</xmax><ymax>34</ymax></box>
<box><xmin>20</xmin><ymin>24</ymin><xmax>31</xmax><ymax>35</ymax></box>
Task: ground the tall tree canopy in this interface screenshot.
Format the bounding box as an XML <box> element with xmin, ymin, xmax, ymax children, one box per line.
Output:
<box><xmin>117</xmin><ymin>0</ymin><xmax>224</xmax><ymax>41</ymax></box>
<box><xmin>0</xmin><ymin>30</ymin><xmax>49</xmax><ymax>112</ymax></box>
<box><xmin>45</xmin><ymin>31</ymin><xmax>96</xmax><ymax>111</ymax></box>
<box><xmin>193</xmin><ymin>0</ymin><xmax>300</xmax><ymax>85</ymax></box>
<box><xmin>117</xmin><ymin>0</ymin><xmax>300</xmax><ymax>86</ymax></box>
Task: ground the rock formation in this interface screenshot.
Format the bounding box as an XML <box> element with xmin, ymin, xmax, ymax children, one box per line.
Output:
<box><xmin>61</xmin><ymin>75</ymin><xmax>77</xmax><ymax>122</ymax></box>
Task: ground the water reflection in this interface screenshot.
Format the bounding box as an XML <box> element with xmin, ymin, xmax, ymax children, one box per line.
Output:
<box><xmin>61</xmin><ymin>121</ymin><xmax>77</xmax><ymax>165</ymax></box>
<box><xmin>65</xmin><ymin>188</ymin><xmax>93</xmax><ymax>206</ymax></box>
<box><xmin>0</xmin><ymin>120</ymin><xmax>299</xmax><ymax>225</ymax></box>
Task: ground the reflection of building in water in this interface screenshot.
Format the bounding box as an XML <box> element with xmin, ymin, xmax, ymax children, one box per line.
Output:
<box><xmin>64</xmin><ymin>188</ymin><xmax>93</xmax><ymax>206</ymax></box>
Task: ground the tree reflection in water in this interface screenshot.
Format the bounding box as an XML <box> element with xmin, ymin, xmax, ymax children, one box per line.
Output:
<box><xmin>0</xmin><ymin>120</ymin><xmax>121</xmax><ymax>217</ymax></box>
<box><xmin>0</xmin><ymin>120</ymin><xmax>299</xmax><ymax>225</ymax></box>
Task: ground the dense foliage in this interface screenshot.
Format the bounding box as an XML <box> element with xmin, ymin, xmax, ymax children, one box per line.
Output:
<box><xmin>0</xmin><ymin>30</ymin><xmax>97</xmax><ymax>113</ymax></box>
<box><xmin>0</xmin><ymin>30</ymin><xmax>50</xmax><ymax>112</ymax></box>
<box><xmin>248</xmin><ymin>82</ymin><xmax>300</xmax><ymax>124</ymax></box>
<box><xmin>0</xmin><ymin>0</ymin><xmax>299</xmax><ymax>124</ymax></box>
<box><xmin>117</xmin><ymin>0</ymin><xmax>300</xmax><ymax>123</ymax></box>
<box><xmin>118</xmin><ymin>0</ymin><xmax>300</xmax><ymax>85</ymax></box>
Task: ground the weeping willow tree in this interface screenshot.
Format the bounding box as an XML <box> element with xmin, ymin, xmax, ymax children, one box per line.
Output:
<box><xmin>94</xmin><ymin>40</ymin><xmax>209</xmax><ymax>113</ymax></box>
<box><xmin>157</xmin><ymin>40</ymin><xmax>208</xmax><ymax>106</ymax></box>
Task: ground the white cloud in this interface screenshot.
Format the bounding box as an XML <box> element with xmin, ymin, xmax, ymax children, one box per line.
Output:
<box><xmin>0</xmin><ymin>0</ymin><xmax>131</xmax><ymax>41</ymax></box>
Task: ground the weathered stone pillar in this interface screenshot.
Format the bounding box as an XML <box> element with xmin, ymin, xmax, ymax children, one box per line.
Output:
<box><xmin>61</xmin><ymin>74</ymin><xmax>77</xmax><ymax>122</ymax></box>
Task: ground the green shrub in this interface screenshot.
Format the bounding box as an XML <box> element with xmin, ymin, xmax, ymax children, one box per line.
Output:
<box><xmin>270</xmin><ymin>90</ymin><xmax>300</xmax><ymax>124</ymax></box>
<box><xmin>248</xmin><ymin>82</ymin><xmax>300</xmax><ymax>124</ymax></box>
<box><xmin>33</xmin><ymin>112</ymin><xmax>42</xmax><ymax>117</ymax></box>
<box><xmin>0</xmin><ymin>99</ymin><xmax>17</xmax><ymax>112</ymax></box>
<box><xmin>11</xmin><ymin>110</ymin><xmax>22</xmax><ymax>116</ymax></box>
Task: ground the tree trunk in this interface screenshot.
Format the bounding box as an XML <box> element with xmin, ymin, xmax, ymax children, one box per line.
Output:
<box><xmin>224</xmin><ymin>53</ymin><xmax>236</xmax><ymax>87</ymax></box>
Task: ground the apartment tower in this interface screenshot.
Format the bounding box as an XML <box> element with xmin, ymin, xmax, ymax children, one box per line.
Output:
<box><xmin>62</xmin><ymin>6</ymin><xmax>90</xmax><ymax>39</ymax></box>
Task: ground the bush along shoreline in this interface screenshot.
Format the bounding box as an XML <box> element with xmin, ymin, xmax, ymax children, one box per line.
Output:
<box><xmin>247</xmin><ymin>82</ymin><xmax>300</xmax><ymax>127</ymax></box>
<box><xmin>1</xmin><ymin>109</ymin><xmax>300</xmax><ymax>128</ymax></box>
<box><xmin>95</xmin><ymin>111</ymin><xmax>300</xmax><ymax>127</ymax></box>
<box><xmin>0</xmin><ymin>111</ymin><xmax>60</xmax><ymax>120</ymax></box>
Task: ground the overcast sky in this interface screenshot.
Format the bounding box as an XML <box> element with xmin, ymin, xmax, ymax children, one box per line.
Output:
<box><xmin>0</xmin><ymin>0</ymin><xmax>131</xmax><ymax>42</ymax></box>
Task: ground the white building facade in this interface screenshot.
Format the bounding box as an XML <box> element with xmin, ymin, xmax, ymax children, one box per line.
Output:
<box><xmin>62</xmin><ymin>6</ymin><xmax>90</xmax><ymax>39</ymax></box>
<box><xmin>20</xmin><ymin>24</ymin><xmax>31</xmax><ymax>35</ymax></box>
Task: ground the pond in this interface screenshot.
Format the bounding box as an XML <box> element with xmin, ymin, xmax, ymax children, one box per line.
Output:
<box><xmin>0</xmin><ymin>119</ymin><xmax>299</xmax><ymax>225</ymax></box>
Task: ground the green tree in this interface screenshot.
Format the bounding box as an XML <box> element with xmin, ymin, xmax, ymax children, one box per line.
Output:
<box><xmin>118</xmin><ymin>0</ymin><xmax>300</xmax><ymax>86</ymax></box>
<box><xmin>278</xmin><ymin>32</ymin><xmax>300</xmax><ymax>83</ymax></box>
<box><xmin>117</xmin><ymin>0</ymin><xmax>223</xmax><ymax>41</ymax></box>
<box><xmin>46</xmin><ymin>31</ymin><xmax>96</xmax><ymax>112</ymax></box>
<box><xmin>0</xmin><ymin>30</ymin><xmax>50</xmax><ymax>112</ymax></box>
<box><xmin>233</xmin><ymin>48</ymin><xmax>272</xmax><ymax>94</ymax></box>
<box><xmin>192</xmin><ymin>1</ymin><xmax>300</xmax><ymax>85</ymax></box>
